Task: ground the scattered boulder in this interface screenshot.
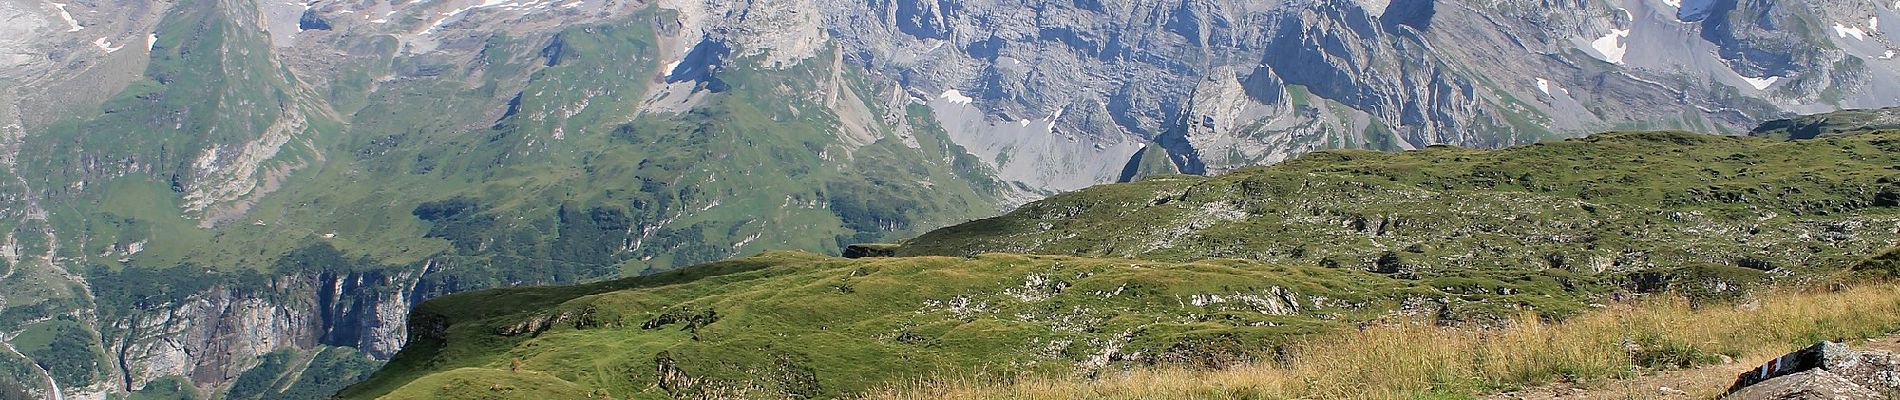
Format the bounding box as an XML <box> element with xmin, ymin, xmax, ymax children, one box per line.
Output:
<box><xmin>1726</xmin><ymin>341</ymin><xmax>1900</xmax><ymax>399</ymax></box>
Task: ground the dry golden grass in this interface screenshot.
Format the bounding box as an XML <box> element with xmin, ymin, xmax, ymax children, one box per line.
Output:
<box><xmin>866</xmin><ymin>284</ymin><xmax>1900</xmax><ymax>400</ymax></box>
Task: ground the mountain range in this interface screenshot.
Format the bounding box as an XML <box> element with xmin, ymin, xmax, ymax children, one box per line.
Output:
<box><xmin>0</xmin><ymin>0</ymin><xmax>1898</xmax><ymax>398</ymax></box>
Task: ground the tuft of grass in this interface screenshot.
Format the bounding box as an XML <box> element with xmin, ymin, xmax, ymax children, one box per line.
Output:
<box><xmin>866</xmin><ymin>283</ymin><xmax>1900</xmax><ymax>400</ymax></box>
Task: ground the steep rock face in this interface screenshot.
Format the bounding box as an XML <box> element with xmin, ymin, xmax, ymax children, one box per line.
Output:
<box><xmin>109</xmin><ymin>290</ymin><xmax>319</xmax><ymax>392</ymax></box>
<box><xmin>838</xmin><ymin>0</ymin><xmax>1237</xmax><ymax>190</ymax></box>
<box><xmin>105</xmin><ymin>267</ymin><xmax>427</xmax><ymax>394</ymax></box>
<box><xmin>1697</xmin><ymin>0</ymin><xmax>1883</xmax><ymax>106</ymax></box>
<box><xmin>314</xmin><ymin>267</ymin><xmax>430</xmax><ymax>359</ymax></box>
<box><xmin>1166</xmin><ymin>66</ymin><xmax>1301</xmax><ymax>174</ymax></box>
<box><xmin>1700</xmin><ymin>0</ymin><xmax>1818</xmax><ymax>77</ymax></box>
<box><xmin>820</xmin><ymin>0</ymin><xmax>1900</xmax><ymax>184</ymax></box>
<box><xmin>1260</xmin><ymin>0</ymin><xmax>1484</xmax><ymax>148</ymax></box>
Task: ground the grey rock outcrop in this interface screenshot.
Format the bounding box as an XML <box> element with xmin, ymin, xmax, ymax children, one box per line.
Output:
<box><xmin>1727</xmin><ymin>341</ymin><xmax>1900</xmax><ymax>399</ymax></box>
<box><xmin>826</xmin><ymin>0</ymin><xmax>1900</xmax><ymax>186</ymax></box>
<box><xmin>1729</xmin><ymin>369</ymin><xmax>1889</xmax><ymax>400</ymax></box>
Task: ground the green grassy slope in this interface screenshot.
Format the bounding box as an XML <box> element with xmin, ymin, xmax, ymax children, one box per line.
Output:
<box><xmin>902</xmin><ymin>131</ymin><xmax>1900</xmax><ymax>297</ymax></box>
<box><xmin>28</xmin><ymin>6</ymin><xmax>999</xmax><ymax>283</ymax></box>
<box><xmin>345</xmin><ymin>252</ymin><xmax>1440</xmax><ymax>399</ymax></box>
<box><xmin>0</xmin><ymin>1</ymin><xmax>319</xmax><ymax>390</ymax></box>
<box><xmin>343</xmin><ymin>125</ymin><xmax>1900</xmax><ymax>399</ymax></box>
<box><xmin>25</xmin><ymin>0</ymin><xmax>331</xmax><ymax>264</ymax></box>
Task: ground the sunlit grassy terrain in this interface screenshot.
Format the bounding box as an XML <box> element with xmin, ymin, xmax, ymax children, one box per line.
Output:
<box><xmin>870</xmin><ymin>283</ymin><xmax>1900</xmax><ymax>400</ymax></box>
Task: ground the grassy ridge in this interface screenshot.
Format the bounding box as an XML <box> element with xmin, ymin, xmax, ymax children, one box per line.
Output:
<box><xmin>899</xmin><ymin>131</ymin><xmax>1900</xmax><ymax>317</ymax></box>
<box><xmin>344</xmin><ymin>252</ymin><xmax>1448</xmax><ymax>399</ymax></box>
<box><xmin>904</xmin><ymin>131</ymin><xmax>1900</xmax><ymax>264</ymax></box>
<box><xmin>869</xmin><ymin>282</ymin><xmax>1900</xmax><ymax>399</ymax></box>
<box><xmin>1751</xmin><ymin>106</ymin><xmax>1900</xmax><ymax>140</ymax></box>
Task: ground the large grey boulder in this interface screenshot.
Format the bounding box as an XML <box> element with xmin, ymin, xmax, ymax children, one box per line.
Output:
<box><xmin>1727</xmin><ymin>341</ymin><xmax>1900</xmax><ymax>399</ymax></box>
<box><xmin>1728</xmin><ymin>370</ymin><xmax>1887</xmax><ymax>399</ymax></box>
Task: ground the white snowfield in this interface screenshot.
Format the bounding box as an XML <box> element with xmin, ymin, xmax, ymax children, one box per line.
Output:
<box><xmin>1591</xmin><ymin>28</ymin><xmax>1631</xmax><ymax>65</ymax></box>
<box><xmin>92</xmin><ymin>37</ymin><xmax>120</xmax><ymax>53</ymax></box>
<box><xmin>1741</xmin><ymin>75</ymin><xmax>1780</xmax><ymax>91</ymax></box>
<box><xmin>940</xmin><ymin>89</ymin><xmax>974</xmax><ymax>105</ymax></box>
<box><xmin>1836</xmin><ymin>23</ymin><xmax>1867</xmax><ymax>41</ymax></box>
<box><xmin>49</xmin><ymin>2</ymin><xmax>80</xmax><ymax>31</ymax></box>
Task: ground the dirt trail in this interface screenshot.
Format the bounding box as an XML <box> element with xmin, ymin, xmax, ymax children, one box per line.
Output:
<box><xmin>1490</xmin><ymin>334</ymin><xmax>1900</xmax><ymax>400</ymax></box>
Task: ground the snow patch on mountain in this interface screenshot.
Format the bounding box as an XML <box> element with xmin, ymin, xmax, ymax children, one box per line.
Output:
<box><xmin>940</xmin><ymin>89</ymin><xmax>973</xmax><ymax>105</ymax></box>
<box><xmin>92</xmin><ymin>37</ymin><xmax>120</xmax><ymax>53</ymax></box>
<box><xmin>48</xmin><ymin>2</ymin><xmax>80</xmax><ymax>32</ymax></box>
<box><xmin>1836</xmin><ymin>23</ymin><xmax>1868</xmax><ymax>40</ymax></box>
<box><xmin>1741</xmin><ymin>75</ymin><xmax>1780</xmax><ymax>91</ymax></box>
<box><xmin>1591</xmin><ymin>28</ymin><xmax>1631</xmax><ymax>64</ymax></box>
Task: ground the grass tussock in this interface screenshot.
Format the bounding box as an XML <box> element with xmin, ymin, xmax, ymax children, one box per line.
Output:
<box><xmin>867</xmin><ymin>284</ymin><xmax>1900</xmax><ymax>400</ymax></box>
